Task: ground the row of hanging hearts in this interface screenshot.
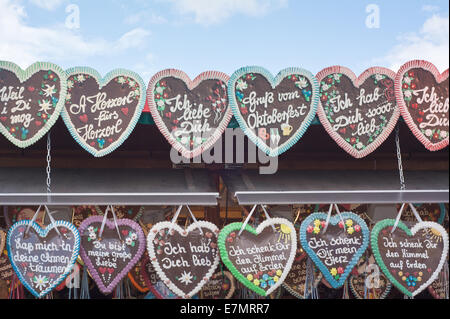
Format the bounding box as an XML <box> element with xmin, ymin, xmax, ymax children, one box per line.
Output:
<box><xmin>0</xmin><ymin>60</ymin><xmax>448</xmax><ymax>158</ymax></box>
<box><xmin>1</xmin><ymin>204</ymin><xmax>448</xmax><ymax>299</ymax></box>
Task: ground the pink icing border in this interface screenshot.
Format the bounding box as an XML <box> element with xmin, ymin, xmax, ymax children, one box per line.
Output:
<box><xmin>147</xmin><ymin>69</ymin><xmax>232</xmax><ymax>159</ymax></box>
<box><xmin>316</xmin><ymin>66</ymin><xmax>400</xmax><ymax>158</ymax></box>
<box><xmin>78</xmin><ymin>215</ymin><xmax>145</xmax><ymax>295</ymax></box>
<box><xmin>395</xmin><ymin>60</ymin><xmax>449</xmax><ymax>151</ymax></box>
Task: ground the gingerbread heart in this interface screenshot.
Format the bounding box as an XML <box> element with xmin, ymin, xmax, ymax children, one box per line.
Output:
<box><xmin>127</xmin><ymin>252</ymin><xmax>151</xmax><ymax>293</ymax></box>
<box><xmin>299</xmin><ymin>212</ymin><xmax>370</xmax><ymax>288</ymax></box>
<box><xmin>229</xmin><ymin>66</ymin><xmax>319</xmax><ymax>156</ymax></box>
<box><xmin>282</xmin><ymin>248</ymin><xmax>323</xmax><ymax>299</ymax></box>
<box><xmin>78</xmin><ymin>216</ymin><xmax>145</xmax><ymax>294</ymax></box>
<box><xmin>371</xmin><ymin>220</ymin><xmax>449</xmax><ymax>297</ymax></box>
<box><xmin>62</xmin><ymin>67</ymin><xmax>145</xmax><ymax>157</ymax></box>
<box><xmin>349</xmin><ymin>251</ymin><xmax>392</xmax><ymax>299</ymax></box>
<box><xmin>147</xmin><ymin>69</ymin><xmax>232</xmax><ymax>158</ymax></box>
<box><xmin>147</xmin><ymin>221</ymin><xmax>220</xmax><ymax>299</ymax></box>
<box><xmin>218</xmin><ymin>218</ymin><xmax>297</xmax><ymax>297</ymax></box>
<box><xmin>395</xmin><ymin>60</ymin><xmax>449</xmax><ymax>151</ymax></box>
<box><xmin>316</xmin><ymin>66</ymin><xmax>400</xmax><ymax>158</ymax></box>
<box><xmin>200</xmin><ymin>270</ymin><xmax>236</xmax><ymax>299</ymax></box>
<box><xmin>6</xmin><ymin>220</ymin><xmax>80</xmax><ymax>298</ymax></box>
<box><xmin>0</xmin><ymin>61</ymin><xmax>67</xmax><ymax>148</ymax></box>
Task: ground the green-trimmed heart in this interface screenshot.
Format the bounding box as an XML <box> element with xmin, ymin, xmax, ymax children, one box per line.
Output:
<box><xmin>218</xmin><ymin>218</ymin><xmax>297</xmax><ymax>297</ymax></box>
<box><xmin>371</xmin><ymin>219</ymin><xmax>449</xmax><ymax>297</ymax></box>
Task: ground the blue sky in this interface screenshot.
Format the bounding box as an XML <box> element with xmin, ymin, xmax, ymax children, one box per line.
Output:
<box><xmin>0</xmin><ymin>0</ymin><xmax>448</xmax><ymax>82</ymax></box>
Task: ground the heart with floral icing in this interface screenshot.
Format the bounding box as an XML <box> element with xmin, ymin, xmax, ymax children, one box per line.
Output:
<box><xmin>0</xmin><ymin>61</ymin><xmax>67</xmax><ymax>148</ymax></box>
<box><xmin>147</xmin><ymin>221</ymin><xmax>220</xmax><ymax>299</ymax></box>
<box><xmin>229</xmin><ymin>66</ymin><xmax>319</xmax><ymax>156</ymax></box>
<box><xmin>299</xmin><ymin>212</ymin><xmax>370</xmax><ymax>288</ymax></box>
<box><xmin>371</xmin><ymin>219</ymin><xmax>449</xmax><ymax>297</ymax></box>
<box><xmin>200</xmin><ymin>270</ymin><xmax>236</xmax><ymax>299</ymax></box>
<box><xmin>62</xmin><ymin>67</ymin><xmax>145</xmax><ymax>157</ymax></box>
<box><xmin>395</xmin><ymin>60</ymin><xmax>449</xmax><ymax>151</ymax></box>
<box><xmin>147</xmin><ymin>70</ymin><xmax>232</xmax><ymax>159</ymax></box>
<box><xmin>6</xmin><ymin>219</ymin><xmax>80</xmax><ymax>298</ymax></box>
<box><xmin>218</xmin><ymin>218</ymin><xmax>297</xmax><ymax>297</ymax></box>
<box><xmin>78</xmin><ymin>216</ymin><xmax>145</xmax><ymax>294</ymax></box>
<box><xmin>316</xmin><ymin>66</ymin><xmax>400</xmax><ymax>158</ymax></box>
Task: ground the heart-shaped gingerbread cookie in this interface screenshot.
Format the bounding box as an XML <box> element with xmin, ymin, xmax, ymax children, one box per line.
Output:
<box><xmin>218</xmin><ymin>218</ymin><xmax>297</xmax><ymax>297</ymax></box>
<box><xmin>6</xmin><ymin>220</ymin><xmax>80</xmax><ymax>298</ymax></box>
<box><xmin>62</xmin><ymin>67</ymin><xmax>145</xmax><ymax>157</ymax></box>
<box><xmin>147</xmin><ymin>70</ymin><xmax>232</xmax><ymax>159</ymax></box>
<box><xmin>316</xmin><ymin>66</ymin><xmax>400</xmax><ymax>158</ymax></box>
<box><xmin>300</xmin><ymin>212</ymin><xmax>370</xmax><ymax>288</ymax></box>
<box><xmin>78</xmin><ymin>216</ymin><xmax>146</xmax><ymax>294</ymax></box>
<box><xmin>0</xmin><ymin>61</ymin><xmax>67</xmax><ymax>148</ymax></box>
<box><xmin>395</xmin><ymin>60</ymin><xmax>449</xmax><ymax>151</ymax></box>
<box><xmin>147</xmin><ymin>221</ymin><xmax>220</xmax><ymax>299</ymax></box>
<box><xmin>229</xmin><ymin>66</ymin><xmax>319</xmax><ymax>156</ymax></box>
<box><xmin>371</xmin><ymin>219</ymin><xmax>449</xmax><ymax>297</ymax></box>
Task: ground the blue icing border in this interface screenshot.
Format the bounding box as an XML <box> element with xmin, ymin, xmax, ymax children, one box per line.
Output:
<box><xmin>299</xmin><ymin>212</ymin><xmax>369</xmax><ymax>288</ymax></box>
<box><xmin>6</xmin><ymin>219</ymin><xmax>81</xmax><ymax>298</ymax></box>
<box><xmin>61</xmin><ymin>67</ymin><xmax>146</xmax><ymax>157</ymax></box>
<box><xmin>228</xmin><ymin>66</ymin><xmax>319</xmax><ymax>157</ymax></box>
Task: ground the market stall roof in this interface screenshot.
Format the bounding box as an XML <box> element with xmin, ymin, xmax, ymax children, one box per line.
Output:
<box><xmin>221</xmin><ymin>170</ymin><xmax>449</xmax><ymax>205</ymax></box>
<box><xmin>0</xmin><ymin>168</ymin><xmax>219</xmax><ymax>205</ymax></box>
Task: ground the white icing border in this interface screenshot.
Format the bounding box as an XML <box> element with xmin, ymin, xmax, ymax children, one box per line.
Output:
<box><xmin>146</xmin><ymin>220</ymin><xmax>220</xmax><ymax>299</ymax></box>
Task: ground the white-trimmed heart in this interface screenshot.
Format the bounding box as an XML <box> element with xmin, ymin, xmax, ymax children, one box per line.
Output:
<box><xmin>371</xmin><ymin>220</ymin><xmax>449</xmax><ymax>297</ymax></box>
<box><xmin>395</xmin><ymin>60</ymin><xmax>449</xmax><ymax>151</ymax></box>
<box><xmin>0</xmin><ymin>61</ymin><xmax>67</xmax><ymax>148</ymax></box>
<box><xmin>299</xmin><ymin>212</ymin><xmax>370</xmax><ymax>288</ymax></box>
<box><xmin>147</xmin><ymin>69</ymin><xmax>232</xmax><ymax>159</ymax></box>
<box><xmin>147</xmin><ymin>221</ymin><xmax>220</xmax><ymax>299</ymax></box>
<box><xmin>62</xmin><ymin>67</ymin><xmax>146</xmax><ymax>157</ymax></box>
<box><xmin>316</xmin><ymin>66</ymin><xmax>400</xmax><ymax>158</ymax></box>
<box><xmin>6</xmin><ymin>219</ymin><xmax>80</xmax><ymax>298</ymax></box>
<box><xmin>229</xmin><ymin>66</ymin><xmax>319</xmax><ymax>156</ymax></box>
<box><xmin>218</xmin><ymin>218</ymin><xmax>297</xmax><ymax>297</ymax></box>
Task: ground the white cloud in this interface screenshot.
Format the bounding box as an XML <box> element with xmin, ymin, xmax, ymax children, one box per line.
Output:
<box><xmin>29</xmin><ymin>0</ymin><xmax>63</xmax><ymax>10</ymax></box>
<box><xmin>0</xmin><ymin>0</ymin><xmax>150</xmax><ymax>68</ymax></box>
<box><xmin>166</xmin><ymin>0</ymin><xmax>288</xmax><ymax>25</ymax></box>
<box><xmin>114</xmin><ymin>28</ymin><xmax>151</xmax><ymax>50</ymax></box>
<box><xmin>125</xmin><ymin>12</ymin><xmax>167</xmax><ymax>25</ymax></box>
<box><xmin>422</xmin><ymin>5</ymin><xmax>440</xmax><ymax>12</ymax></box>
<box><xmin>377</xmin><ymin>14</ymin><xmax>449</xmax><ymax>72</ymax></box>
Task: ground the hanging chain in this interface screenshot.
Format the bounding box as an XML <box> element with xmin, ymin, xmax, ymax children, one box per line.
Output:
<box><xmin>46</xmin><ymin>132</ymin><xmax>52</xmax><ymax>194</ymax></box>
<box><xmin>395</xmin><ymin>126</ymin><xmax>406</xmax><ymax>190</ymax></box>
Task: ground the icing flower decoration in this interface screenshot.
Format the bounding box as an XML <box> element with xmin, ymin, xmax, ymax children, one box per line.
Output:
<box><xmin>253</xmin><ymin>279</ymin><xmax>260</xmax><ymax>286</ymax></box>
<box><xmin>338</xmin><ymin>221</ymin><xmax>345</xmax><ymax>229</ymax></box>
<box><xmin>337</xmin><ymin>267</ymin><xmax>344</xmax><ymax>275</ymax></box>
<box><xmin>405</xmin><ymin>275</ymin><xmax>417</xmax><ymax>288</ymax></box>
<box><xmin>313</xmin><ymin>219</ymin><xmax>321</xmax><ymax>227</ymax></box>
<box><xmin>313</xmin><ymin>226</ymin><xmax>320</xmax><ymax>234</ymax></box>
<box><xmin>276</xmin><ymin>270</ymin><xmax>282</xmax><ymax>277</ymax></box>
<box><xmin>247</xmin><ymin>274</ymin><xmax>253</xmax><ymax>281</ymax></box>
<box><xmin>347</xmin><ymin>226</ymin><xmax>354</xmax><ymax>234</ymax></box>
<box><xmin>345</xmin><ymin>219</ymin><xmax>353</xmax><ymax>227</ymax></box>
<box><xmin>354</xmin><ymin>225</ymin><xmax>361</xmax><ymax>232</ymax></box>
<box><xmin>236</xmin><ymin>79</ymin><xmax>248</xmax><ymax>91</ymax></box>
<box><xmin>330</xmin><ymin>268</ymin><xmax>337</xmax><ymax>276</ymax></box>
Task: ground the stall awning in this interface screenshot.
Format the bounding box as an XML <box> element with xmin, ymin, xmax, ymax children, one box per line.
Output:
<box><xmin>0</xmin><ymin>168</ymin><xmax>219</xmax><ymax>205</ymax></box>
<box><xmin>221</xmin><ymin>170</ymin><xmax>449</xmax><ymax>205</ymax></box>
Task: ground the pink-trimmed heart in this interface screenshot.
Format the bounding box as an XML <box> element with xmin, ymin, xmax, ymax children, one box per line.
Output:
<box><xmin>6</xmin><ymin>220</ymin><xmax>80</xmax><ymax>298</ymax></box>
<box><xmin>147</xmin><ymin>69</ymin><xmax>232</xmax><ymax>159</ymax></box>
<box><xmin>78</xmin><ymin>216</ymin><xmax>145</xmax><ymax>295</ymax></box>
<box><xmin>316</xmin><ymin>66</ymin><xmax>400</xmax><ymax>158</ymax></box>
<box><xmin>0</xmin><ymin>61</ymin><xmax>67</xmax><ymax>148</ymax></box>
<box><xmin>371</xmin><ymin>220</ymin><xmax>449</xmax><ymax>297</ymax></box>
<box><xmin>62</xmin><ymin>67</ymin><xmax>146</xmax><ymax>157</ymax></box>
<box><xmin>395</xmin><ymin>60</ymin><xmax>449</xmax><ymax>151</ymax></box>
<box><xmin>147</xmin><ymin>221</ymin><xmax>220</xmax><ymax>299</ymax></box>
